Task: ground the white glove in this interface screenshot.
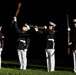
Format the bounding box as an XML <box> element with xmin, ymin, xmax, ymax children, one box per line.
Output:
<box><xmin>68</xmin><ymin>42</ymin><xmax>72</xmax><ymax>45</ymax></box>
<box><xmin>67</xmin><ymin>27</ymin><xmax>71</xmax><ymax>31</ymax></box>
<box><xmin>0</xmin><ymin>48</ymin><xmax>2</xmax><ymax>51</ymax></box>
<box><xmin>44</xmin><ymin>26</ymin><xmax>47</xmax><ymax>29</ymax></box>
<box><xmin>24</xmin><ymin>49</ymin><xmax>27</xmax><ymax>51</ymax></box>
<box><xmin>13</xmin><ymin>16</ymin><xmax>17</xmax><ymax>22</ymax></box>
<box><xmin>34</xmin><ymin>26</ymin><xmax>38</xmax><ymax>31</ymax></box>
<box><xmin>34</xmin><ymin>28</ymin><xmax>38</xmax><ymax>31</ymax></box>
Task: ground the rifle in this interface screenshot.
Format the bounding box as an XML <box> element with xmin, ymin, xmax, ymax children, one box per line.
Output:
<box><xmin>29</xmin><ymin>24</ymin><xmax>47</xmax><ymax>29</ymax></box>
<box><xmin>67</xmin><ymin>14</ymin><xmax>70</xmax><ymax>55</ymax></box>
<box><xmin>15</xmin><ymin>2</ymin><xmax>21</xmax><ymax>17</ymax></box>
<box><xmin>10</xmin><ymin>2</ymin><xmax>21</xmax><ymax>26</ymax></box>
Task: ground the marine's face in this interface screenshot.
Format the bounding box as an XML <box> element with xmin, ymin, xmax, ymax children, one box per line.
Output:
<box><xmin>22</xmin><ymin>26</ymin><xmax>28</xmax><ymax>31</ymax></box>
<box><xmin>74</xmin><ymin>23</ymin><xmax>76</xmax><ymax>28</ymax></box>
<box><xmin>49</xmin><ymin>26</ymin><xmax>53</xmax><ymax>30</ymax></box>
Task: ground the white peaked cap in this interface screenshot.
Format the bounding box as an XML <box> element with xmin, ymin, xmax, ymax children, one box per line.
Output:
<box><xmin>73</xmin><ymin>19</ymin><xmax>76</xmax><ymax>22</ymax></box>
<box><xmin>24</xmin><ymin>23</ymin><xmax>30</xmax><ymax>30</ymax></box>
<box><xmin>0</xmin><ymin>26</ymin><xmax>2</xmax><ymax>31</ymax></box>
<box><xmin>49</xmin><ymin>21</ymin><xmax>56</xmax><ymax>27</ymax></box>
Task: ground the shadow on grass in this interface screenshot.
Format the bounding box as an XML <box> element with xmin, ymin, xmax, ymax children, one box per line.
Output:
<box><xmin>1</xmin><ymin>60</ymin><xmax>46</xmax><ymax>70</ymax></box>
<box><xmin>1</xmin><ymin>60</ymin><xmax>73</xmax><ymax>72</ymax></box>
<box><xmin>2</xmin><ymin>63</ymin><xmax>19</xmax><ymax>69</ymax></box>
<box><xmin>55</xmin><ymin>66</ymin><xmax>73</xmax><ymax>72</ymax></box>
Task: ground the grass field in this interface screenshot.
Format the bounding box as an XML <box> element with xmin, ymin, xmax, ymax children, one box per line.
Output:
<box><xmin>0</xmin><ymin>59</ymin><xmax>75</xmax><ymax>75</ymax></box>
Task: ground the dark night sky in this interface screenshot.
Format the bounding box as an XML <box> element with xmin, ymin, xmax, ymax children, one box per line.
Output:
<box><xmin>0</xmin><ymin>0</ymin><xmax>76</xmax><ymax>63</ymax></box>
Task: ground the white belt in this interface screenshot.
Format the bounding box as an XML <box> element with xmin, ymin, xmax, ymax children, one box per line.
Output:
<box><xmin>48</xmin><ymin>39</ymin><xmax>54</xmax><ymax>42</ymax></box>
<box><xmin>20</xmin><ymin>40</ymin><xmax>26</xmax><ymax>43</ymax></box>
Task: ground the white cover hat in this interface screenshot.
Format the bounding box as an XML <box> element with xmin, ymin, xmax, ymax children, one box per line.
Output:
<box><xmin>24</xmin><ymin>23</ymin><xmax>30</xmax><ymax>30</ymax></box>
<box><xmin>49</xmin><ymin>21</ymin><xmax>56</xmax><ymax>27</ymax></box>
<box><xmin>73</xmin><ymin>19</ymin><xmax>76</xmax><ymax>22</ymax></box>
<box><xmin>0</xmin><ymin>26</ymin><xmax>2</xmax><ymax>31</ymax></box>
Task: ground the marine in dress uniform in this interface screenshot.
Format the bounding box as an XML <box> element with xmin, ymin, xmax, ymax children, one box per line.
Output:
<box><xmin>0</xmin><ymin>26</ymin><xmax>4</xmax><ymax>69</ymax></box>
<box><xmin>70</xmin><ymin>19</ymin><xmax>76</xmax><ymax>73</ymax></box>
<box><xmin>45</xmin><ymin>22</ymin><xmax>56</xmax><ymax>72</ymax></box>
<box><xmin>13</xmin><ymin>17</ymin><xmax>30</xmax><ymax>70</ymax></box>
<box><xmin>34</xmin><ymin>22</ymin><xmax>56</xmax><ymax>72</ymax></box>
